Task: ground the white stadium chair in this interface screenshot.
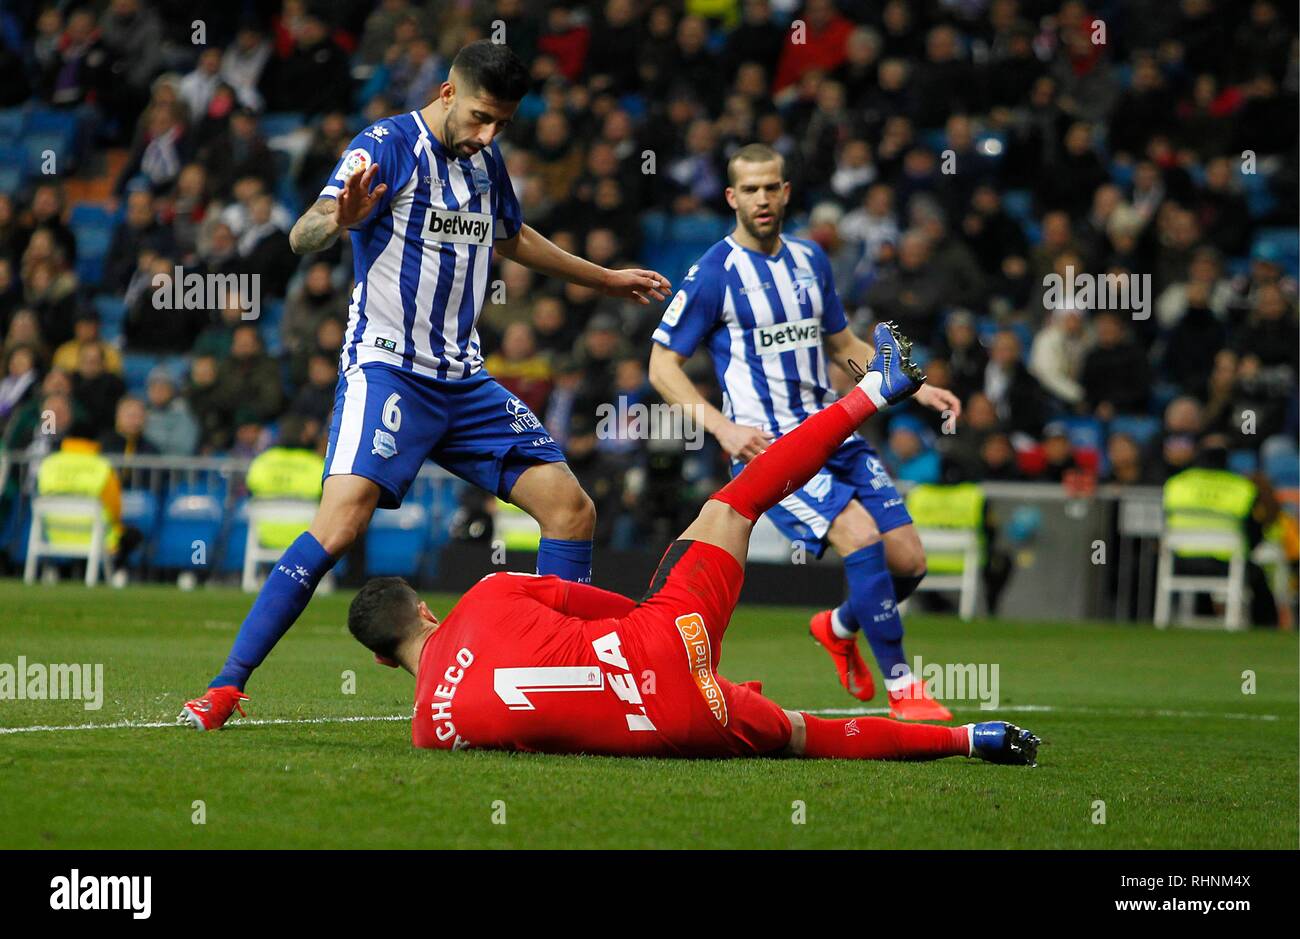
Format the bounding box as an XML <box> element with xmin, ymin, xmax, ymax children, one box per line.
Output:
<box><xmin>24</xmin><ymin>495</ymin><xmax>112</xmax><ymax>588</ymax></box>
<box><xmin>241</xmin><ymin>499</ymin><xmax>333</xmax><ymax>593</ymax></box>
<box><xmin>910</xmin><ymin>528</ymin><xmax>982</xmax><ymax>621</ymax></box>
<box><xmin>1153</xmin><ymin>529</ymin><xmax>1246</xmax><ymax>631</ymax></box>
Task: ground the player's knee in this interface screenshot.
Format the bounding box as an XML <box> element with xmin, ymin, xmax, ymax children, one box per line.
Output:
<box><xmin>830</xmin><ymin>518</ymin><xmax>880</xmax><ymax>556</ymax></box>
<box><xmin>886</xmin><ymin>534</ymin><xmax>928</xmax><ymax>578</ymax></box>
<box><xmin>311</xmin><ymin>514</ymin><xmax>369</xmax><ymax>556</ymax></box>
<box><xmin>536</xmin><ymin>486</ymin><xmax>596</xmax><ymax>539</ymax></box>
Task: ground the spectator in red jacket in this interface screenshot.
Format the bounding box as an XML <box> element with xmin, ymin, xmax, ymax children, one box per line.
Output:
<box><xmin>773</xmin><ymin>0</ymin><xmax>853</xmax><ymax>94</ymax></box>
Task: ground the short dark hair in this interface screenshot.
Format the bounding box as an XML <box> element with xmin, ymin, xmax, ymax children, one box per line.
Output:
<box><xmin>451</xmin><ymin>39</ymin><xmax>530</xmax><ymax>103</ymax></box>
<box><xmin>348</xmin><ymin>577</ymin><xmax>422</xmax><ymax>659</ymax></box>
<box><xmin>727</xmin><ymin>143</ymin><xmax>786</xmax><ymax>185</ymax></box>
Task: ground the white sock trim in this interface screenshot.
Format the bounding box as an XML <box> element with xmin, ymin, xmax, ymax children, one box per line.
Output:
<box><xmin>961</xmin><ymin>723</ymin><xmax>975</xmax><ymax>757</ymax></box>
<box><xmin>858</xmin><ymin>371</ymin><xmax>888</xmax><ymax>409</ymax></box>
<box><xmin>883</xmin><ymin>670</ymin><xmax>913</xmax><ymax>693</ymax></box>
<box><xmin>829</xmin><ymin>608</ymin><xmax>856</xmax><ymax>639</ymax></box>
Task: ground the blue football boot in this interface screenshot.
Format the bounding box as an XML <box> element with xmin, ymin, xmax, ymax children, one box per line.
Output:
<box><xmin>858</xmin><ymin>321</ymin><xmax>927</xmax><ymax>407</ymax></box>
<box><xmin>968</xmin><ymin>721</ymin><xmax>1041</xmax><ymax>766</ymax></box>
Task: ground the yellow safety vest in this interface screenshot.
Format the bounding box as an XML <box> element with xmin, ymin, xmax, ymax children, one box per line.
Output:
<box><xmin>246</xmin><ymin>447</ymin><xmax>324</xmax><ymax>550</ymax></box>
<box><xmin>495</xmin><ymin>499</ymin><xmax>541</xmax><ymax>551</ymax></box>
<box><xmin>686</xmin><ymin>0</ymin><xmax>739</xmax><ymax>27</ymax></box>
<box><xmin>36</xmin><ymin>450</ymin><xmax>119</xmax><ymax>550</ymax></box>
<box><xmin>1163</xmin><ymin>468</ymin><xmax>1256</xmax><ymax>560</ymax></box>
<box><xmin>905</xmin><ymin>483</ymin><xmax>985</xmax><ymax>575</ymax></box>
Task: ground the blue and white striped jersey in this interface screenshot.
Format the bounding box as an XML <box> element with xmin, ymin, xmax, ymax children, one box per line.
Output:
<box><xmin>320</xmin><ymin>111</ymin><xmax>523</xmax><ymax>380</ymax></box>
<box><xmin>651</xmin><ymin>235</ymin><xmax>848</xmax><ymax>438</ymax></box>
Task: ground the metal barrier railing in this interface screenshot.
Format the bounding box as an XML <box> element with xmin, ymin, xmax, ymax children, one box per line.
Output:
<box><xmin>0</xmin><ymin>450</ymin><xmax>462</xmax><ymax>581</ymax></box>
<box><xmin>1</xmin><ymin>448</ymin><xmax>1292</xmax><ymax>622</ymax></box>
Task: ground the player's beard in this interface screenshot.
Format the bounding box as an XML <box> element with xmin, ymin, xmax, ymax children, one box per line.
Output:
<box><xmin>443</xmin><ymin>105</ymin><xmax>484</xmax><ymax>159</ymax></box>
<box><xmin>738</xmin><ymin>203</ymin><xmax>784</xmax><ymax>244</ymax></box>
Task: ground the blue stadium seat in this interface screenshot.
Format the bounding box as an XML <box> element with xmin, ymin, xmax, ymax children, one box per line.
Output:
<box><xmin>1251</xmin><ymin>227</ymin><xmax>1299</xmax><ymax>278</ymax></box>
<box><xmin>70</xmin><ymin>203</ymin><xmax>116</xmax><ymax>230</ymax></box>
<box><xmin>1225</xmin><ymin>256</ymin><xmax>1252</xmax><ymax>278</ymax></box>
<box><xmin>975</xmin><ymin>318</ymin><xmax>1033</xmax><ymax>361</ymax></box>
<box><xmin>1240</xmin><ymin>167</ymin><xmax>1277</xmax><ymax>220</ymax></box>
<box><xmin>75</xmin><ymin>255</ymin><xmax>105</xmax><ymax>286</ymax></box>
<box><xmin>258</xmin><ymin>295</ymin><xmax>285</xmax><ymax>356</ymax></box>
<box><xmin>22</xmin><ymin>107</ymin><xmax>80</xmax><ymax>138</ymax></box>
<box><xmin>668</xmin><ymin>212</ymin><xmax>729</xmax><ymax>245</ymax></box>
<box><xmin>617</xmin><ymin>93</ymin><xmax>647</xmax><ymax>120</ymax></box>
<box><xmin>365</xmin><ymin>503</ymin><xmax>430</xmax><ymax>576</ymax></box>
<box><xmin>9</xmin><ymin>506</ymin><xmax>32</xmax><ymax>565</ymax></box>
<box><xmin>1108</xmin><ymin>414</ymin><xmax>1159</xmax><ymax>446</ymax></box>
<box><xmin>0</xmin><ymin>107</ymin><xmax>24</xmax><ymax>139</ymax></box>
<box><xmin>1064</xmin><ymin>416</ymin><xmax>1105</xmax><ymax>452</ymax></box>
<box><xmin>1149</xmin><ymin>381</ymin><xmax>1181</xmax><ymax>418</ymax></box>
<box><xmin>270</xmin><ymin>148</ymin><xmax>297</xmax><ymax>210</ymax></box>
<box><xmin>1108</xmin><ymin>160</ymin><xmax>1135</xmax><ymax>188</ymax></box>
<box><xmin>640</xmin><ymin>211</ymin><xmax>669</xmax><ymax>247</ymax></box>
<box><xmin>1001</xmin><ymin>189</ymin><xmax>1034</xmax><ymax>225</ymax></box>
<box><xmin>261</xmin><ymin>323</ymin><xmax>283</xmax><ymax>357</ymax></box>
<box><xmin>415</xmin><ymin>476</ymin><xmax>459</xmax><ymax>550</ymax></box>
<box><xmin>515</xmin><ymin>91</ymin><xmax>546</xmax><ymax>122</ymax></box>
<box><xmin>94</xmin><ymin>294</ymin><xmax>127</xmax><ymax>330</ymax></box>
<box><xmin>1264</xmin><ymin>447</ymin><xmax>1300</xmax><ymax>488</ymax></box>
<box><xmin>155</xmin><ymin>494</ymin><xmax>223</xmax><ymax>570</ymax></box>
<box><xmin>120</xmin><ymin>490</ymin><xmax>159</xmax><ymax>566</ymax></box>
<box><xmin>0</xmin><ymin>143</ymin><xmax>26</xmax><ymax>174</ymax></box>
<box><xmin>259</xmin><ymin>298</ymin><xmax>285</xmax><ymax>331</ymax></box>
<box><xmin>219</xmin><ymin>499</ymin><xmax>250</xmax><ymax>573</ymax></box>
<box><xmin>1009</xmin><ymin>322</ymin><xmax>1034</xmax><ymax>358</ymax></box>
<box><xmin>24</xmin><ymin>130</ymin><xmax>72</xmax><ymax>176</ymax></box>
<box><xmin>74</xmin><ymin>222</ymin><xmax>114</xmax><ymax>286</ymax></box>
<box><xmin>122</xmin><ymin>353</ymin><xmax>162</xmax><ymax>394</ymax></box>
<box><xmin>121</xmin><ymin>490</ymin><xmax>159</xmax><ymax>534</ymax></box>
<box><xmin>0</xmin><ymin>164</ymin><xmax>23</xmax><ymax>194</ymax></box>
<box><xmin>170</xmin><ymin>475</ymin><xmax>229</xmax><ymax>502</ymax></box>
<box><xmin>919</xmin><ymin>128</ymin><xmax>946</xmax><ymax>153</ymax></box>
<box><xmin>1227</xmin><ymin>449</ymin><xmax>1258</xmax><ymax>476</ymax></box>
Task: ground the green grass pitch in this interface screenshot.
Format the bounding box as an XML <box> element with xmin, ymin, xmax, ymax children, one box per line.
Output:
<box><xmin>0</xmin><ymin>580</ymin><xmax>1295</xmax><ymax>849</ymax></box>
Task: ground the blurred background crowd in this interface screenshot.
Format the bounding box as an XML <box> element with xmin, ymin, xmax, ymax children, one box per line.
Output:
<box><xmin>0</xmin><ymin>0</ymin><xmax>1297</xmax><ymax>551</ymax></box>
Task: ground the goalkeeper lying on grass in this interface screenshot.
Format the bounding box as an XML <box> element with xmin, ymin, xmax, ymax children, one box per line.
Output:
<box><xmin>347</xmin><ymin>323</ymin><xmax>1040</xmax><ymax>765</ymax></box>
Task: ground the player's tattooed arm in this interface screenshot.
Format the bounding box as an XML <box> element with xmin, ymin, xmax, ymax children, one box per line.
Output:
<box><xmin>289</xmin><ymin>198</ymin><xmax>342</xmax><ymax>255</ymax></box>
<box><xmin>291</xmin><ymin>164</ymin><xmax>388</xmax><ymax>254</ymax></box>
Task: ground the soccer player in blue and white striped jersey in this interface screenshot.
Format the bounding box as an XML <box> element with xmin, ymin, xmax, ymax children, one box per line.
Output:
<box><xmin>181</xmin><ymin>41</ymin><xmax>670</xmax><ymax>730</ymax></box>
<box><xmin>649</xmin><ymin>143</ymin><xmax>958</xmax><ymax>720</ymax></box>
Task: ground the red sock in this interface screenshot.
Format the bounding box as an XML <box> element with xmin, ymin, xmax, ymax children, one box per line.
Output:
<box><xmin>710</xmin><ymin>388</ymin><xmax>877</xmax><ymax>522</ymax></box>
<box><xmin>800</xmin><ymin>714</ymin><xmax>969</xmax><ymax>760</ymax></box>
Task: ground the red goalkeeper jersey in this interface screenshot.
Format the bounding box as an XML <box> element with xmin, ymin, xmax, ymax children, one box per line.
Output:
<box><xmin>412</xmin><ymin>545</ymin><xmax>791</xmax><ymax>757</ymax></box>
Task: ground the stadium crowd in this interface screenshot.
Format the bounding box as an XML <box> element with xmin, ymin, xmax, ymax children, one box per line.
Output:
<box><xmin>0</xmin><ymin>0</ymin><xmax>1297</xmax><ymax>551</ymax></box>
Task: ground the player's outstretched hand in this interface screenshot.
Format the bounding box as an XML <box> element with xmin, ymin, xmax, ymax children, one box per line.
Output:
<box><xmin>335</xmin><ymin>164</ymin><xmax>388</xmax><ymax>230</ymax></box>
<box><xmin>913</xmin><ymin>383</ymin><xmax>962</xmax><ymax>422</ymax></box>
<box><xmin>601</xmin><ymin>268</ymin><xmax>671</xmax><ymax>305</ymax></box>
<box><xmin>716</xmin><ymin>420</ymin><xmax>773</xmax><ymax>463</ymax></box>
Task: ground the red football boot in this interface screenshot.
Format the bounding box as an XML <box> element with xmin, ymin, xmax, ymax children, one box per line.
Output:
<box><xmin>888</xmin><ymin>677</ymin><xmax>953</xmax><ymax>721</ymax></box>
<box><xmin>178</xmin><ymin>686</ymin><xmax>249</xmax><ymax>731</ymax></box>
<box><xmin>809</xmin><ymin>610</ymin><xmax>875</xmax><ymax>701</ymax></box>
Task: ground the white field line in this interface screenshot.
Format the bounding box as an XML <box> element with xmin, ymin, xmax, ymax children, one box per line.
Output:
<box><xmin>0</xmin><ymin>702</ymin><xmax>1285</xmax><ymax>735</ymax></box>
<box><xmin>0</xmin><ymin>714</ymin><xmax>411</xmax><ymax>735</ymax></box>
